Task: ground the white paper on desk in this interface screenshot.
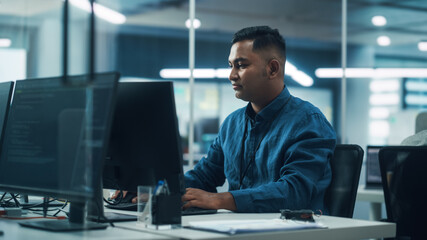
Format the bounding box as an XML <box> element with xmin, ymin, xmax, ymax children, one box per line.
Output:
<box><xmin>188</xmin><ymin>219</ymin><xmax>326</xmax><ymax>234</ymax></box>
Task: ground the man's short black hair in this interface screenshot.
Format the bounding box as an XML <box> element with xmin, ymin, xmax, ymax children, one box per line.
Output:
<box><xmin>232</xmin><ymin>26</ymin><xmax>286</xmax><ymax>60</ymax></box>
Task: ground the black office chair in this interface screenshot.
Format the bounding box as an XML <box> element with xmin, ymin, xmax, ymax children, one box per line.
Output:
<box><xmin>324</xmin><ymin>144</ymin><xmax>364</xmax><ymax>218</ymax></box>
<box><xmin>379</xmin><ymin>146</ymin><xmax>427</xmax><ymax>240</ymax></box>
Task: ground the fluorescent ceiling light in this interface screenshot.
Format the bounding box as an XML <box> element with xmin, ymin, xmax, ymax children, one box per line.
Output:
<box><xmin>369</xmin><ymin>107</ymin><xmax>390</xmax><ymax>119</ymax></box>
<box><xmin>69</xmin><ymin>0</ymin><xmax>126</xmax><ymax>24</ymax></box>
<box><xmin>418</xmin><ymin>41</ymin><xmax>427</xmax><ymax>52</ymax></box>
<box><xmin>370</xmin><ymin>93</ymin><xmax>399</xmax><ymax>105</ymax></box>
<box><xmin>119</xmin><ymin>77</ymin><xmax>158</xmax><ymax>82</ymax></box>
<box><xmin>285</xmin><ymin>62</ymin><xmax>313</xmax><ymax>87</ymax></box>
<box><xmin>371</xmin><ymin>16</ymin><xmax>387</xmax><ymax>27</ymax></box>
<box><xmin>315</xmin><ymin>68</ymin><xmax>427</xmax><ymax>78</ymax></box>
<box><xmin>215</xmin><ymin>68</ymin><xmax>231</xmax><ymax>78</ymax></box>
<box><xmin>159</xmin><ymin>68</ymin><xmax>215</xmax><ymax>78</ymax></box>
<box><xmin>0</xmin><ymin>38</ymin><xmax>11</xmax><ymax>47</ymax></box>
<box><xmin>160</xmin><ymin>61</ymin><xmax>314</xmax><ymax>87</ymax></box>
<box><xmin>405</xmin><ymin>94</ymin><xmax>427</xmax><ymax>105</ymax></box>
<box><xmin>370</xmin><ymin>79</ymin><xmax>399</xmax><ymax>92</ymax></box>
<box><xmin>405</xmin><ymin>81</ymin><xmax>427</xmax><ymax>92</ymax></box>
<box><xmin>185</xmin><ymin>18</ymin><xmax>201</xmax><ymax>29</ymax></box>
<box><xmin>377</xmin><ymin>36</ymin><xmax>391</xmax><ymax>46</ymax></box>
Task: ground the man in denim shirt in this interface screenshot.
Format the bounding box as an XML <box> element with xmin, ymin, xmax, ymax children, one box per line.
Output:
<box><xmin>182</xmin><ymin>26</ymin><xmax>336</xmax><ymax>213</ymax></box>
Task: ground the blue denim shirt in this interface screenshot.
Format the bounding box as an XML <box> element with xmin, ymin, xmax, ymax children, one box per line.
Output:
<box><xmin>184</xmin><ymin>87</ymin><xmax>336</xmax><ymax>213</ymax></box>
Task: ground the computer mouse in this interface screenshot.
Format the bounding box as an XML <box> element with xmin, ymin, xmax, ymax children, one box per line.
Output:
<box><xmin>111</xmin><ymin>191</ymin><xmax>137</xmax><ymax>204</ymax></box>
<box><xmin>121</xmin><ymin>192</ymin><xmax>137</xmax><ymax>203</ymax></box>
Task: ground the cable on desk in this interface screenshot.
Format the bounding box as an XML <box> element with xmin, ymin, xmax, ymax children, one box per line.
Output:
<box><xmin>0</xmin><ymin>193</ymin><xmax>20</xmax><ymax>207</ymax></box>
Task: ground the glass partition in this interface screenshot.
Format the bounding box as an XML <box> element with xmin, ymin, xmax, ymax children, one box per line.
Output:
<box><xmin>343</xmin><ymin>1</ymin><xmax>427</xmax><ymax>147</ymax></box>
<box><xmin>0</xmin><ymin>0</ymin><xmax>63</xmax><ymax>80</ymax></box>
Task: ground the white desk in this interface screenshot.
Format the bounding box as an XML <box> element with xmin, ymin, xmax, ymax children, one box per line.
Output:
<box><xmin>0</xmin><ymin>218</ymin><xmax>171</xmax><ymax>240</ymax></box>
<box><xmin>356</xmin><ymin>185</ymin><xmax>384</xmax><ymax>221</ymax></box>
<box><xmin>115</xmin><ymin>211</ymin><xmax>396</xmax><ymax>240</ymax></box>
<box><xmin>0</xmin><ymin>209</ymin><xmax>395</xmax><ymax>240</ymax></box>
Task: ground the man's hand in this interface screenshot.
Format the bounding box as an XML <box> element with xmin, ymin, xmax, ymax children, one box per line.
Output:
<box><xmin>181</xmin><ymin>188</ymin><xmax>237</xmax><ymax>211</ymax></box>
<box><xmin>110</xmin><ymin>190</ymin><xmax>128</xmax><ymax>200</ymax></box>
<box><xmin>110</xmin><ymin>190</ymin><xmax>138</xmax><ymax>203</ymax></box>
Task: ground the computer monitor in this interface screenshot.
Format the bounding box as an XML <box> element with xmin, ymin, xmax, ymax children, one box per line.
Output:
<box><xmin>0</xmin><ymin>81</ymin><xmax>14</xmax><ymax>141</ymax></box>
<box><xmin>102</xmin><ymin>81</ymin><xmax>185</xmax><ymax>195</ymax></box>
<box><xmin>0</xmin><ymin>81</ymin><xmax>14</xmax><ymax>204</ymax></box>
<box><xmin>365</xmin><ymin>145</ymin><xmax>383</xmax><ymax>189</ymax></box>
<box><xmin>0</xmin><ymin>72</ymin><xmax>119</xmax><ymax>231</ymax></box>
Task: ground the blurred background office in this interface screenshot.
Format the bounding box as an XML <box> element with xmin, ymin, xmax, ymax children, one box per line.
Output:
<box><xmin>0</xmin><ymin>0</ymin><xmax>426</xmax><ymax>220</ymax></box>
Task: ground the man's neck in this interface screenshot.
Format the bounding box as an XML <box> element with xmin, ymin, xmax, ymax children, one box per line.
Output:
<box><xmin>251</xmin><ymin>84</ymin><xmax>284</xmax><ymax>114</ymax></box>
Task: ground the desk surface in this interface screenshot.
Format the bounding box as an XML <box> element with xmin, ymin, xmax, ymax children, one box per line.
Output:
<box><xmin>0</xmin><ymin>218</ymin><xmax>170</xmax><ymax>240</ymax></box>
<box><xmin>115</xmin><ymin>211</ymin><xmax>395</xmax><ymax>240</ymax></box>
<box><xmin>0</xmin><ymin>210</ymin><xmax>395</xmax><ymax>240</ymax></box>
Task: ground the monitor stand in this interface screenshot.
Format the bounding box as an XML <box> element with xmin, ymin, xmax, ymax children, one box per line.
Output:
<box><xmin>19</xmin><ymin>202</ymin><xmax>108</xmax><ymax>231</ymax></box>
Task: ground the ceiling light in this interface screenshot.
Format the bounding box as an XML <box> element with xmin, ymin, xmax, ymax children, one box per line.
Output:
<box><xmin>215</xmin><ymin>69</ymin><xmax>231</xmax><ymax>78</ymax></box>
<box><xmin>0</xmin><ymin>38</ymin><xmax>11</xmax><ymax>47</ymax></box>
<box><xmin>69</xmin><ymin>0</ymin><xmax>126</xmax><ymax>24</ymax></box>
<box><xmin>371</xmin><ymin>16</ymin><xmax>387</xmax><ymax>27</ymax></box>
<box><xmin>185</xmin><ymin>19</ymin><xmax>201</xmax><ymax>29</ymax></box>
<box><xmin>160</xmin><ymin>61</ymin><xmax>314</xmax><ymax>87</ymax></box>
<box><xmin>285</xmin><ymin>62</ymin><xmax>313</xmax><ymax>87</ymax></box>
<box><xmin>377</xmin><ymin>36</ymin><xmax>391</xmax><ymax>46</ymax></box>
<box><xmin>370</xmin><ymin>79</ymin><xmax>400</xmax><ymax>92</ymax></box>
<box><xmin>418</xmin><ymin>41</ymin><xmax>427</xmax><ymax>52</ymax></box>
<box><xmin>315</xmin><ymin>68</ymin><xmax>427</xmax><ymax>78</ymax></box>
<box><xmin>160</xmin><ymin>68</ymin><xmax>215</xmax><ymax>78</ymax></box>
<box><xmin>369</xmin><ymin>93</ymin><xmax>399</xmax><ymax>105</ymax></box>
<box><xmin>405</xmin><ymin>80</ymin><xmax>427</xmax><ymax>92</ymax></box>
<box><xmin>405</xmin><ymin>94</ymin><xmax>427</xmax><ymax>105</ymax></box>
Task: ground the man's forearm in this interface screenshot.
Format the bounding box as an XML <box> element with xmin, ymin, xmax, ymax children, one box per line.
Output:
<box><xmin>216</xmin><ymin>192</ymin><xmax>237</xmax><ymax>211</ymax></box>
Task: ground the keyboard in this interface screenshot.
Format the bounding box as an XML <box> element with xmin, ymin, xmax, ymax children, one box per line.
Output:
<box><xmin>105</xmin><ymin>202</ymin><xmax>139</xmax><ymax>211</ymax></box>
<box><xmin>181</xmin><ymin>207</ymin><xmax>217</xmax><ymax>216</ymax></box>
<box><xmin>105</xmin><ymin>203</ymin><xmax>217</xmax><ymax>215</ymax></box>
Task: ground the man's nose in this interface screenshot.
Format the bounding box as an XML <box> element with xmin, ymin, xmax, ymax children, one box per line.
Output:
<box><xmin>229</xmin><ymin>68</ymin><xmax>238</xmax><ymax>81</ymax></box>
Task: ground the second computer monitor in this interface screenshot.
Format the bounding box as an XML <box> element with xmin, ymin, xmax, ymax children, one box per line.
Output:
<box><xmin>103</xmin><ymin>81</ymin><xmax>184</xmax><ymax>195</ymax></box>
<box><xmin>365</xmin><ymin>145</ymin><xmax>383</xmax><ymax>189</ymax></box>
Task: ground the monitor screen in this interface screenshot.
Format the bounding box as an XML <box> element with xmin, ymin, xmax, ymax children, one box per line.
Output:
<box><xmin>366</xmin><ymin>145</ymin><xmax>383</xmax><ymax>187</ymax></box>
<box><xmin>0</xmin><ymin>73</ymin><xmax>118</xmax><ymax>203</ymax></box>
<box><xmin>103</xmin><ymin>81</ymin><xmax>185</xmax><ymax>195</ymax></box>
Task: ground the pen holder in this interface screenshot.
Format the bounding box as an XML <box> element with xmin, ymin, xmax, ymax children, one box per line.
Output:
<box><xmin>151</xmin><ymin>193</ymin><xmax>181</xmax><ymax>226</ymax></box>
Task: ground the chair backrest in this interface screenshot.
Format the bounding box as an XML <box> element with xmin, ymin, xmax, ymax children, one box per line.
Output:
<box><xmin>324</xmin><ymin>144</ymin><xmax>364</xmax><ymax>218</ymax></box>
<box><xmin>379</xmin><ymin>146</ymin><xmax>427</xmax><ymax>239</ymax></box>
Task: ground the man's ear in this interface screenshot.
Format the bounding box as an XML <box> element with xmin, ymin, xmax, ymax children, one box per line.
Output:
<box><xmin>268</xmin><ymin>59</ymin><xmax>280</xmax><ymax>78</ymax></box>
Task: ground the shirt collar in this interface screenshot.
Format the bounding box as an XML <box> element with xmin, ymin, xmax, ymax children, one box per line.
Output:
<box><xmin>245</xmin><ymin>86</ymin><xmax>290</xmax><ymax>122</ymax></box>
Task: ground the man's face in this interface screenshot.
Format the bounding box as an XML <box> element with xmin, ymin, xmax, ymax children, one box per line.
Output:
<box><xmin>228</xmin><ymin>40</ymin><xmax>269</xmax><ymax>102</ymax></box>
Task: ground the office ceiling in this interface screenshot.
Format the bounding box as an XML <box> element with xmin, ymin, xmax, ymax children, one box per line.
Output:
<box><xmin>1</xmin><ymin>0</ymin><xmax>426</xmax><ymax>59</ymax></box>
<box><xmin>111</xmin><ymin>0</ymin><xmax>427</xmax><ymax>58</ymax></box>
